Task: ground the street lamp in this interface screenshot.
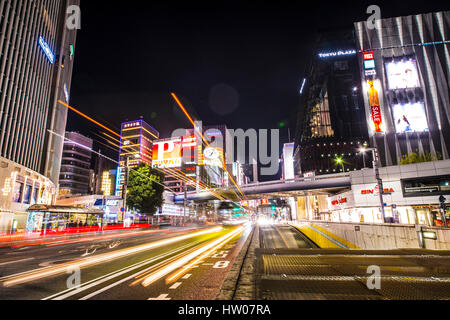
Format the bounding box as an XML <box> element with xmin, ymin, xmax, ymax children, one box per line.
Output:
<box><xmin>359</xmin><ymin>147</ymin><xmax>367</xmax><ymax>169</ymax></box>
<box><xmin>359</xmin><ymin>147</ymin><xmax>386</xmax><ymax>222</ymax></box>
<box><xmin>123</xmin><ymin>154</ymin><xmax>140</xmax><ymax>224</ymax></box>
<box><xmin>335</xmin><ymin>156</ymin><xmax>345</xmax><ymax>173</ymax></box>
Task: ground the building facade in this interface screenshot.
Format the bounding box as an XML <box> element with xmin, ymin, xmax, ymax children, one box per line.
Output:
<box><xmin>326</xmin><ymin>159</ymin><xmax>450</xmax><ymax>227</ymax></box>
<box><xmin>116</xmin><ymin>120</ymin><xmax>160</xmax><ymax>197</ymax></box>
<box><xmin>354</xmin><ymin>11</ymin><xmax>450</xmax><ymax>167</ymax></box>
<box><xmin>59</xmin><ymin>132</ymin><xmax>93</xmax><ymax>195</ymax></box>
<box><xmin>0</xmin><ymin>0</ymin><xmax>79</xmax><ymax>232</ymax></box>
<box><xmin>296</xmin><ymin>27</ymin><xmax>370</xmax><ymax>175</ymax></box>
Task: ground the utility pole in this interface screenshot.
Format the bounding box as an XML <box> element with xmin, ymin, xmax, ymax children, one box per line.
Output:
<box><xmin>439</xmin><ymin>196</ymin><xmax>447</xmax><ymax>227</ymax></box>
<box><xmin>183</xmin><ymin>181</ymin><xmax>187</xmax><ymax>225</ymax></box>
<box><xmin>371</xmin><ymin>148</ymin><xmax>386</xmax><ymax>222</ymax></box>
<box><xmin>122</xmin><ymin>156</ymin><xmax>129</xmax><ymax>225</ymax></box>
<box><xmin>360</xmin><ymin>147</ymin><xmax>386</xmax><ymax>222</ymax></box>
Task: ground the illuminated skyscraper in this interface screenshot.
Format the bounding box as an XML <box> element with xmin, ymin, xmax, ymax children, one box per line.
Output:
<box><xmin>0</xmin><ymin>0</ymin><xmax>80</xmax><ymax>183</ymax></box>
<box><xmin>0</xmin><ymin>0</ymin><xmax>80</xmax><ymax>232</ymax></box>
<box><xmin>295</xmin><ymin>27</ymin><xmax>369</xmax><ymax>175</ymax></box>
<box><xmin>115</xmin><ymin>120</ymin><xmax>159</xmax><ymax>197</ymax></box>
<box><xmin>354</xmin><ymin>11</ymin><xmax>450</xmax><ymax>166</ymax></box>
<box><xmin>59</xmin><ymin>132</ymin><xmax>93</xmax><ymax>196</ymax></box>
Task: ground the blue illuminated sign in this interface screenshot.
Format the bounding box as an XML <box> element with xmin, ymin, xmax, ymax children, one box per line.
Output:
<box><xmin>364</xmin><ymin>60</ymin><xmax>376</xmax><ymax>69</ymax></box>
<box><xmin>38</xmin><ymin>36</ymin><xmax>55</xmax><ymax>64</ymax></box>
<box><xmin>318</xmin><ymin>50</ymin><xmax>356</xmax><ymax>59</ymax></box>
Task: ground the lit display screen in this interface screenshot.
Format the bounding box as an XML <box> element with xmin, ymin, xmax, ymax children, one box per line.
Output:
<box><xmin>283</xmin><ymin>143</ymin><xmax>295</xmax><ymax>180</ymax></box>
<box><xmin>385</xmin><ymin>59</ymin><xmax>420</xmax><ymax>90</ymax></box>
<box><xmin>152</xmin><ymin>138</ymin><xmax>182</xmax><ymax>168</ymax></box>
<box><xmin>392</xmin><ymin>103</ymin><xmax>428</xmax><ymax>133</ymax></box>
<box><xmin>364</xmin><ymin>60</ymin><xmax>376</xmax><ymax>69</ymax></box>
<box><xmin>38</xmin><ymin>36</ymin><xmax>55</xmax><ymax>64</ymax></box>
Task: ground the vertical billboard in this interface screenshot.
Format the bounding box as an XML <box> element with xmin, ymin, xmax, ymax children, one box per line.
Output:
<box><xmin>152</xmin><ymin>138</ymin><xmax>182</xmax><ymax>169</ymax></box>
<box><xmin>283</xmin><ymin>143</ymin><xmax>295</xmax><ymax>180</ymax></box>
<box><xmin>367</xmin><ymin>80</ymin><xmax>384</xmax><ymax>133</ymax></box>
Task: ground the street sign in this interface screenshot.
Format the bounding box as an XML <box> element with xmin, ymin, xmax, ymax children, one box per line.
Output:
<box><xmin>120</xmin><ymin>207</ymin><xmax>125</xmax><ymax>213</ymax></box>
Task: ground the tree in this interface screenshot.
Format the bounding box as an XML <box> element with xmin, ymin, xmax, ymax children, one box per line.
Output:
<box><xmin>126</xmin><ymin>163</ymin><xmax>165</xmax><ymax>216</ymax></box>
<box><xmin>399</xmin><ymin>151</ymin><xmax>441</xmax><ymax>165</ymax></box>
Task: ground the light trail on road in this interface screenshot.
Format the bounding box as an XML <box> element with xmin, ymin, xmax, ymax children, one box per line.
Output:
<box><xmin>137</xmin><ymin>225</ymin><xmax>245</xmax><ymax>287</ymax></box>
<box><xmin>1</xmin><ymin>227</ymin><xmax>222</xmax><ymax>287</ymax></box>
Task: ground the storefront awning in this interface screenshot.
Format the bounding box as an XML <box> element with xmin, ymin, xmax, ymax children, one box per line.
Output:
<box><xmin>27</xmin><ymin>205</ymin><xmax>104</xmax><ymax>215</ymax></box>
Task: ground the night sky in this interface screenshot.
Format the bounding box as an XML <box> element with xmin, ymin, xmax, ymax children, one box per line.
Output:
<box><xmin>68</xmin><ymin>1</ymin><xmax>449</xmax><ymax>169</ymax></box>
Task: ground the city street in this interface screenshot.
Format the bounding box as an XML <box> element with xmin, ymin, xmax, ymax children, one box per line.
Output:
<box><xmin>1</xmin><ymin>0</ymin><xmax>450</xmax><ymax>308</ymax></box>
<box><xmin>0</xmin><ymin>225</ymin><xmax>251</xmax><ymax>300</ymax></box>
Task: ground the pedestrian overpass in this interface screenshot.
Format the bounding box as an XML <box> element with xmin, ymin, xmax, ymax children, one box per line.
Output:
<box><xmin>172</xmin><ymin>173</ymin><xmax>351</xmax><ymax>203</ymax></box>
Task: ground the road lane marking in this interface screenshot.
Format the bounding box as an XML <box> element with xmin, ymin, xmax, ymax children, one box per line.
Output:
<box><xmin>148</xmin><ymin>294</ymin><xmax>171</xmax><ymax>300</ymax></box>
<box><xmin>43</xmin><ymin>242</ymin><xmax>199</xmax><ymax>300</ymax></box>
<box><xmin>152</xmin><ymin>227</ymin><xmax>244</xmax><ymax>286</ymax></box>
<box><xmin>169</xmin><ymin>282</ymin><xmax>182</xmax><ymax>289</ymax></box>
<box><xmin>2</xmin><ymin>227</ymin><xmax>223</xmax><ymax>287</ymax></box>
<box><xmin>0</xmin><ymin>258</ymin><xmax>34</xmax><ymax>266</ymax></box>
<box><xmin>181</xmin><ymin>274</ymin><xmax>191</xmax><ymax>280</ymax></box>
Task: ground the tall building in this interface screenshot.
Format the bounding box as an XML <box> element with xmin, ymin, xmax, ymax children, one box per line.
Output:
<box><xmin>0</xmin><ymin>0</ymin><xmax>79</xmax><ymax>233</ymax></box>
<box><xmin>354</xmin><ymin>11</ymin><xmax>450</xmax><ymax>167</ymax></box>
<box><xmin>59</xmin><ymin>132</ymin><xmax>93</xmax><ymax>196</ymax></box>
<box><xmin>296</xmin><ymin>27</ymin><xmax>369</xmax><ymax>175</ymax></box>
<box><xmin>115</xmin><ymin>120</ymin><xmax>160</xmax><ymax>197</ymax></box>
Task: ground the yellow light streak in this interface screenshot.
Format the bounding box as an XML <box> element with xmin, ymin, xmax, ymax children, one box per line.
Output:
<box><xmin>140</xmin><ymin>226</ymin><xmax>244</xmax><ymax>287</ymax></box>
<box><xmin>1</xmin><ymin>227</ymin><xmax>222</xmax><ymax>287</ymax></box>
<box><xmin>165</xmin><ymin>227</ymin><xmax>243</xmax><ymax>283</ymax></box>
<box><xmin>170</xmin><ymin>93</ymin><xmax>245</xmax><ymax>200</ymax></box>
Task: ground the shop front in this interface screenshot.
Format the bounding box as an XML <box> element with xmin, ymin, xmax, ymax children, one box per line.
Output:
<box><xmin>327</xmin><ymin>178</ymin><xmax>446</xmax><ymax>226</ymax></box>
<box><xmin>26</xmin><ymin>205</ymin><xmax>104</xmax><ymax>234</ymax></box>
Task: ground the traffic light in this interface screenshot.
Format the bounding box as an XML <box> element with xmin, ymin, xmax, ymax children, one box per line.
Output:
<box><xmin>440</xmin><ymin>196</ymin><xmax>446</xmax><ymax>209</ymax></box>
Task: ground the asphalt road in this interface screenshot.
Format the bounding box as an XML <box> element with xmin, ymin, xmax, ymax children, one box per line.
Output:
<box><xmin>0</xmin><ymin>224</ymin><xmax>252</xmax><ymax>300</ymax></box>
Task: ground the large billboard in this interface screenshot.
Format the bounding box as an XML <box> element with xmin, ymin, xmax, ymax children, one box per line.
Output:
<box><xmin>203</xmin><ymin>147</ymin><xmax>224</xmax><ymax>168</ymax></box>
<box><xmin>385</xmin><ymin>59</ymin><xmax>420</xmax><ymax>90</ymax></box>
<box><xmin>367</xmin><ymin>80</ymin><xmax>384</xmax><ymax>133</ymax></box>
<box><xmin>152</xmin><ymin>138</ymin><xmax>182</xmax><ymax>169</ymax></box>
<box><xmin>283</xmin><ymin>143</ymin><xmax>295</xmax><ymax>180</ymax></box>
<box><xmin>392</xmin><ymin>103</ymin><xmax>429</xmax><ymax>133</ymax></box>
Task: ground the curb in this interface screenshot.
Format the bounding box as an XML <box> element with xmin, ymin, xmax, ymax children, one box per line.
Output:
<box><xmin>216</xmin><ymin>224</ymin><xmax>257</xmax><ymax>300</ymax></box>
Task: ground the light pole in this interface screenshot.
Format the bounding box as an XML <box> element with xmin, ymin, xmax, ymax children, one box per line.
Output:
<box><xmin>360</xmin><ymin>147</ymin><xmax>367</xmax><ymax>169</ymax></box>
<box><xmin>335</xmin><ymin>157</ymin><xmax>345</xmax><ymax>173</ymax></box>
<box><xmin>122</xmin><ymin>154</ymin><xmax>140</xmax><ymax>224</ymax></box>
<box><xmin>360</xmin><ymin>147</ymin><xmax>386</xmax><ymax>222</ymax></box>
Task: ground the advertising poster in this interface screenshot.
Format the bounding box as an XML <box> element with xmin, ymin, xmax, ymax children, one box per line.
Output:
<box><xmin>385</xmin><ymin>59</ymin><xmax>421</xmax><ymax>90</ymax></box>
<box><xmin>392</xmin><ymin>103</ymin><xmax>429</xmax><ymax>133</ymax></box>
<box><xmin>152</xmin><ymin>138</ymin><xmax>182</xmax><ymax>168</ymax></box>
<box><xmin>368</xmin><ymin>80</ymin><xmax>384</xmax><ymax>133</ymax></box>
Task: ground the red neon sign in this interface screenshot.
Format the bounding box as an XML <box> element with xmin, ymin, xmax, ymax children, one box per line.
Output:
<box><xmin>363</xmin><ymin>51</ymin><xmax>374</xmax><ymax>61</ymax></box>
<box><xmin>182</xmin><ymin>135</ymin><xmax>197</xmax><ymax>149</ymax></box>
<box><xmin>331</xmin><ymin>198</ymin><xmax>347</xmax><ymax>206</ymax></box>
<box><xmin>368</xmin><ymin>80</ymin><xmax>383</xmax><ymax>133</ymax></box>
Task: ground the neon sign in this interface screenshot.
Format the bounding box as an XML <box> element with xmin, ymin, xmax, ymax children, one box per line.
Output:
<box><xmin>318</xmin><ymin>50</ymin><xmax>356</xmax><ymax>58</ymax></box>
<box><xmin>38</xmin><ymin>36</ymin><xmax>55</xmax><ymax>64</ymax></box>
<box><xmin>299</xmin><ymin>78</ymin><xmax>306</xmax><ymax>94</ymax></box>
<box><xmin>363</xmin><ymin>51</ymin><xmax>374</xmax><ymax>60</ymax></box>
<box><xmin>64</xmin><ymin>84</ymin><xmax>69</xmax><ymax>103</ymax></box>
<box><xmin>368</xmin><ymin>80</ymin><xmax>383</xmax><ymax>133</ymax></box>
